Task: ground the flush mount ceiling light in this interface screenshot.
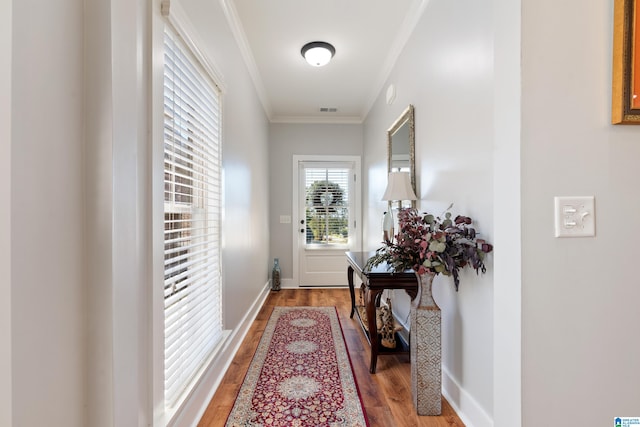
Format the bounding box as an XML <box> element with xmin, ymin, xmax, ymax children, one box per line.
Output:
<box><xmin>301</xmin><ymin>41</ymin><xmax>335</xmax><ymax>67</ymax></box>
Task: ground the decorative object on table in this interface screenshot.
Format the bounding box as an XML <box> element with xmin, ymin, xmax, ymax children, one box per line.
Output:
<box><xmin>381</xmin><ymin>171</ymin><xmax>417</xmax><ymax>241</ymax></box>
<box><xmin>355</xmin><ymin>288</ymin><xmax>401</xmax><ymax>349</ymax></box>
<box><xmin>271</xmin><ymin>258</ymin><xmax>281</xmax><ymax>291</ymax></box>
<box><xmin>382</xmin><ymin>211</ymin><xmax>393</xmax><ymax>241</ymax></box>
<box><xmin>366</xmin><ymin>206</ymin><xmax>493</xmax><ymax>416</ymax></box>
<box><xmin>377</xmin><ymin>297</ymin><xmax>402</xmax><ymax>349</ymax></box>
<box><xmin>225</xmin><ymin>307</ymin><xmax>368</xmax><ymax>427</ymax></box>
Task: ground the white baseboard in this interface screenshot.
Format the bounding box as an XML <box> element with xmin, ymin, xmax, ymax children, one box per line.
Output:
<box><xmin>442</xmin><ymin>366</ymin><xmax>493</xmax><ymax>427</ymax></box>
<box><xmin>171</xmin><ymin>281</ymin><xmax>271</xmax><ymax>427</ymax></box>
<box><xmin>280</xmin><ymin>278</ymin><xmax>349</xmax><ymax>289</ymax></box>
<box><xmin>281</xmin><ymin>278</ymin><xmax>296</xmax><ymax>289</ymax></box>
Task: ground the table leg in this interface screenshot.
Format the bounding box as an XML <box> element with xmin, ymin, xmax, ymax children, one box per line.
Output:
<box><xmin>365</xmin><ymin>287</ymin><xmax>383</xmax><ymax>374</ymax></box>
<box><xmin>347</xmin><ymin>265</ymin><xmax>356</xmax><ymax>318</ymax></box>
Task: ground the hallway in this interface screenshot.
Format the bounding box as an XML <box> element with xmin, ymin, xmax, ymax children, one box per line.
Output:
<box><xmin>199</xmin><ymin>289</ymin><xmax>464</xmax><ymax>427</ymax></box>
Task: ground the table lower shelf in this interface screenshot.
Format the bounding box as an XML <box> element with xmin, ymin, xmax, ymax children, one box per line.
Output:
<box><xmin>353</xmin><ymin>305</ymin><xmax>410</xmax><ymax>355</ymax></box>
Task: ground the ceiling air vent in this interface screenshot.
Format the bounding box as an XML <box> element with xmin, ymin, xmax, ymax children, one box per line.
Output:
<box><xmin>319</xmin><ymin>107</ymin><xmax>338</xmax><ymax>113</ymax></box>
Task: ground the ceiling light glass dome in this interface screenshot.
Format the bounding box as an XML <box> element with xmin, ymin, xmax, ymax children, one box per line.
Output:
<box><xmin>301</xmin><ymin>42</ymin><xmax>335</xmax><ymax>67</ymax></box>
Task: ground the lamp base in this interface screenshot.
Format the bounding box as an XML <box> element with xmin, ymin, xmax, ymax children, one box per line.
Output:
<box><xmin>382</xmin><ymin>211</ymin><xmax>393</xmax><ymax>241</ymax></box>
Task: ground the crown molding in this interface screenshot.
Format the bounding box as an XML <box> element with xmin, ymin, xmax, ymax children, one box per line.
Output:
<box><xmin>219</xmin><ymin>0</ymin><xmax>274</xmax><ymax>120</ymax></box>
<box><xmin>361</xmin><ymin>0</ymin><xmax>430</xmax><ymax>120</ymax></box>
<box><xmin>270</xmin><ymin>115</ymin><xmax>364</xmax><ymax>125</ymax></box>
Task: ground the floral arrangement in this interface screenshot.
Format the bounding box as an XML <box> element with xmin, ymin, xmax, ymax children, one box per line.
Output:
<box><xmin>366</xmin><ymin>207</ymin><xmax>493</xmax><ymax>291</ymax></box>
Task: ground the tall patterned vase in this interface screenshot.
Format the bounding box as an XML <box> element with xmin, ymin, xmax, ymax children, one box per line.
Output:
<box><xmin>410</xmin><ymin>271</ymin><xmax>442</xmax><ymax>415</ymax></box>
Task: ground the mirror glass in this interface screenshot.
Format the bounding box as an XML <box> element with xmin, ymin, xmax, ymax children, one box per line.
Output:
<box><xmin>387</xmin><ymin>104</ymin><xmax>416</xmax><ymax>209</ymax></box>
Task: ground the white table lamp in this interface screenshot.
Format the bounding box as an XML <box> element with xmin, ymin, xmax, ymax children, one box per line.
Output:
<box><xmin>381</xmin><ymin>172</ymin><xmax>417</xmax><ymax>241</ymax></box>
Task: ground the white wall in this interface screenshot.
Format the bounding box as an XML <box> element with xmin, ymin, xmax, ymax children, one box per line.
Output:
<box><xmin>8</xmin><ymin>0</ymin><xmax>270</xmax><ymax>425</ymax></box>
<box><xmin>84</xmin><ymin>0</ymin><xmax>151</xmax><ymax>425</ymax></box>
<box><xmin>363</xmin><ymin>0</ymin><xmax>495</xmax><ymax>425</ymax></box>
<box><xmin>11</xmin><ymin>0</ymin><xmax>86</xmax><ymax>425</ymax></box>
<box><xmin>492</xmin><ymin>0</ymin><xmax>522</xmax><ymax>425</ymax></box>
<box><xmin>268</xmin><ymin>123</ymin><xmax>363</xmax><ymax>280</ymax></box>
<box><xmin>0</xmin><ymin>1</ymin><xmax>12</xmax><ymax>425</ymax></box>
<box><xmin>521</xmin><ymin>0</ymin><xmax>640</xmax><ymax>425</ymax></box>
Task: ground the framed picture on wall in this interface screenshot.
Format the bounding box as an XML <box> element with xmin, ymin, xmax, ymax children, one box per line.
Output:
<box><xmin>612</xmin><ymin>0</ymin><xmax>640</xmax><ymax>124</ymax></box>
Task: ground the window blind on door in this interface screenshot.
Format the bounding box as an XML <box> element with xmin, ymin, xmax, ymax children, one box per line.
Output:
<box><xmin>163</xmin><ymin>26</ymin><xmax>223</xmax><ymax>410</ymax></box>
<box><xmin>304</xmin><ymin>167</ymin><xmax>351</xmax><ymax>245</ymax></box>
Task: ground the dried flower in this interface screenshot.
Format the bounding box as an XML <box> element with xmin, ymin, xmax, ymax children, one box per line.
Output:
<box><xmin>366</xmin><ymin>207</ymin><xmax>493</xmax><ymax>291</ymax></box>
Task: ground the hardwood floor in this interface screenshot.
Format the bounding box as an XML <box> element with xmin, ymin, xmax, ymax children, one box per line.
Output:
<box><xmin>198</xmin><ymin>288</ymin><xmax>465</xmax><ymax>427</ymax></box>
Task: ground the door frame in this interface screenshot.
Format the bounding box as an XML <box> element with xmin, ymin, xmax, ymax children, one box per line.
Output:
<box><xmin>292</xmin><ymin>155</ymin><xmax>362</xmax><ymax>287</ymax></box>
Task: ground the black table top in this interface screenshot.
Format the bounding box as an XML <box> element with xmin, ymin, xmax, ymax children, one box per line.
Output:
<box><xmin>345</xmin><ymin>251</ymin><xmax>416</xmax><ymax>278</ymax></box>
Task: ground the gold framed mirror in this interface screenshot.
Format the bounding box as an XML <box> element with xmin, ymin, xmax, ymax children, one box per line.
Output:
<box><xmin>612</xmin><ymin>0</ymin><xmax>640</xmax><ymax>124</ymax></box>
<box><xmin>387</xmin><ymin>104</ymin><xmax>416</xmax><ymax>209</ymax></box>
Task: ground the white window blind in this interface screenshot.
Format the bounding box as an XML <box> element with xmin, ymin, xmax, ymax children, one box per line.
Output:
<box><xmin>304</xmin><ymin>167</ymin><xmax>351</xmax><ymax>246</ymax></box>
<box><xmin>163</xmin><ymin>26</ymin><xmax>223</xmax><ymax>410</ymax></box>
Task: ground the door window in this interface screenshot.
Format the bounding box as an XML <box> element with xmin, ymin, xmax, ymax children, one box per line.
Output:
<box><xmin>304</xmin><ymin>167</ymin><xmax>351</xmax><ymax>247</ymax></box>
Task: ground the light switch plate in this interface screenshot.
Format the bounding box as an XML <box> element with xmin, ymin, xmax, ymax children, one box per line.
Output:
<box><xmin>279</xmin><ymin>215</ymin><xmax>291</xmax><ymax>224</ymax></box>
<box><xmin>554</xmin><ymin>196</ymin><xmax>595</xmax><ymax>237</ymax></box>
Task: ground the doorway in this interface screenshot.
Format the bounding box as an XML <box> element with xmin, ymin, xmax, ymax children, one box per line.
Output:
<box><xmin>292</xmin><ymin>156</ymin><xmax>361</xmax><ymax>286</ymax></box>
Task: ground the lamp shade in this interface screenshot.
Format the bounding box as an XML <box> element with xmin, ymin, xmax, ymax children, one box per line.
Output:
<box><xmin>381</xmin><ymin>172</ymin><xmax>417</xmax><ymax>201</ymax></box>
<box><xmin>301</xmin><ymin>41</ymin><xmax>335</xmax><ymax>67</ymax></box>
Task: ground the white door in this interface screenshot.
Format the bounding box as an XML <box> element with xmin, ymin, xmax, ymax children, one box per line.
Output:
<box><xmin>293</xmin><ymin>156</ymin><xmax>361</xmax><ymax>286</ymax></box>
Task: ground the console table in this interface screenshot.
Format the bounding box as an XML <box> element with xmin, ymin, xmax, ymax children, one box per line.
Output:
<box><xmin>346</xmin><ymin>251</ymin><xmax>418</xmax><ymax>373</ymax></box>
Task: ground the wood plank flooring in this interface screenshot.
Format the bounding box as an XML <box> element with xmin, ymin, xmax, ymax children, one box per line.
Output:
<box><xmin>198</xmin><ymin>288</ymin><xmax>465</xmax><ymax>427</ymax></box>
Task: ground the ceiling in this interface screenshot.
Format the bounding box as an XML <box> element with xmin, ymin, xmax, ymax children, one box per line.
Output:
<box><xmin>226</xmin><ymin>0</ymin><xmax>428</xmax><ymax>124</ymax></box>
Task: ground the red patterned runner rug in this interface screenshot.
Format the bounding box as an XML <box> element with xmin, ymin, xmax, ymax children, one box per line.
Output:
<box><xmin>225</xmin><ymin>306</ymin><xmax>369</xmax><ymax>427</ymax></box>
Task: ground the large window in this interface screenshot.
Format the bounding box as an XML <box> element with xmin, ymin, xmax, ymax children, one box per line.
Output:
<box><xmin>163</xmin><ymin>25</ymin><xmax>223</xmax><ymax>412</ymax></box>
